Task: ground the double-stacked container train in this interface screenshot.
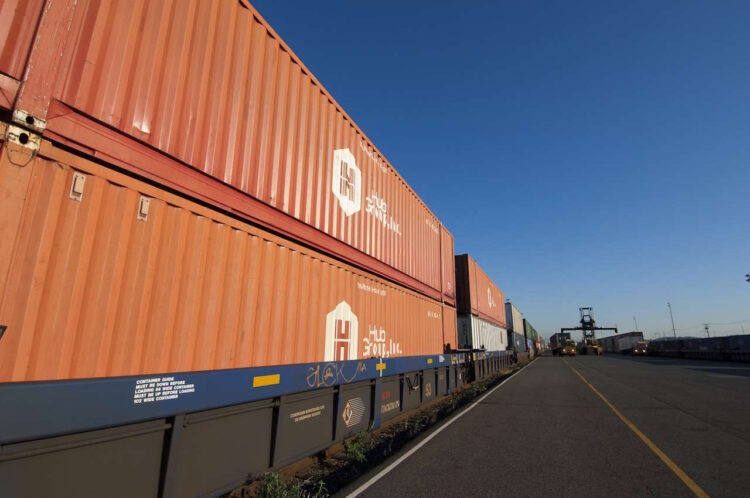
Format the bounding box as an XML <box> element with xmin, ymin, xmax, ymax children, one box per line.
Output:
<box><xmin>0</xmin><ymin>1</ymin><xmax>536</xmax><ymax>496</ymax></box>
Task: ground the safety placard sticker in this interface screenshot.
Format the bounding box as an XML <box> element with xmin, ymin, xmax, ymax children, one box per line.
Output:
<box><xmin>132</xmin><ymin>377</ymin><xmax>195</xmax><ymax>404</ymax></box>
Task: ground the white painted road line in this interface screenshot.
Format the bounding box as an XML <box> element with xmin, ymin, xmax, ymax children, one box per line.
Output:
<box><xmin>346</xmin><ymin>360</ymin><xmax>535</xmax><ymax>498</ymax></box>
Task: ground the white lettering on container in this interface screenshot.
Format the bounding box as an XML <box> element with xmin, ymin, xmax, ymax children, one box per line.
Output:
<box><xmin>363</xmin><ymin>326</ymin><xmax>402</xmax><ymax>358</ymax></box>
<box><xmin>357</xmin><ymin>281</ymin><xmax>387</xmax><ymax>297</ymax></box>
<box><xmin>365</xmin><ymin>191</ymin><xmax>401</xmax><ymax>236</ymax></box>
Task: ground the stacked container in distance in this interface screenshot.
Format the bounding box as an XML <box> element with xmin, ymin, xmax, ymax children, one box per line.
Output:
<box><xmin>523</xmin><ymin>319</ymin><xmax>539</xmax><ymax>359</ymax></box>
<box><xmin>454</xmin><ymin>254</ymin><xmax>508</xmax><ymax>351</ymax></box>
<box><xmin>505</xmin><ymin>301</ymin><xmax>527</xmax><ymax>352</ymax></box>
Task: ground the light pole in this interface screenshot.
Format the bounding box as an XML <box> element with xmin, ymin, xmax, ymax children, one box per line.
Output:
<box><xmin>667</xmin><ymin>302</ymin><xmax>677</xmax><ymax>339</ymax></box>
<box><xmin>633</xmin><ymin>316</ymin><xmax>639</xmax><ymax>332</ymax></box>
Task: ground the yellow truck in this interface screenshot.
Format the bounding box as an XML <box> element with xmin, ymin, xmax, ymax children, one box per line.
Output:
<box><xmin>561</xmin><ymin>339</ymin><xmax>577</xmax><ymax>356</ymax></box>
<box><xmin>551</xmin><ymin>333</ymin><xmax>577</xmax><ymax>356</ymax></box>
<box><xmin>633</xmin><ymin>341</ymin><xmax>648</xmax><ymax>355</ymax></box>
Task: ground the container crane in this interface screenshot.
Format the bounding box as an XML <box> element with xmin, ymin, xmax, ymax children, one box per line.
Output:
<box><xmin>560</xmin><ymin>307</ymin><xmax>618</xmax><ymax>355</ymax></box>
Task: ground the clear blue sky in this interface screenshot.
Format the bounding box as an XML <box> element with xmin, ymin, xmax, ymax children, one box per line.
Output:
<box><xmin>252</xmin><ymin>1</ymin><xmax>750</xmax><ymax>340</ymax></box>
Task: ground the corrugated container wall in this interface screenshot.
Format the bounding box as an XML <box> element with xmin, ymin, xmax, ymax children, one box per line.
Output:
<box><xmin>440</xmin><ymin>226</ymin><xmax>455</xmax><ymax>305</ymax></box>
<box><xmin>505</xmin><ymin>302</ymin><xmax>523</xmax><ymax>334</ymax></box>
<box><xmin>597</xmin><ymin>335</ymin><xmax>616</xmax><ymax>353</ymax></box>
<box><xmin>3</xmin><ymin>0</ymin><xmax>450</xmax><ymax>301</ymax></box>
<box><xmin>524</xmin><ymin>319</ymin><xmax>538</xmax><ymax>350</ymax></box>
<box><xmin>504</xmin><ymin>301</ymin><xmax>526</xmax><ymax>351</ymax></box>
<box><xmin>510</xmin><ymin>331</ymin><xmax>527</xmax><ymax>352</ymax></box>
<box><xmin>454</xmin><ymin>254</ymin><xmax>506</xmax><ymax>327</ymax></box>
<box><xmin>0</xmin><ymin>0</ymin><xmax>44</xmax><ymax>80</ymax></box>
<box><xmin>0</xmin><ymin>140</ymin><xmax>445</xmax><ymax>383</ymax></box>
<box><xmin>442</xmin><ymin>305</ymin><xmax>458</xmax><ymax>351</ymax></box>
<box><xmin>457</xmin><ymin>315</ymin><xmax>507</xmax><ymax>352</ymax></box>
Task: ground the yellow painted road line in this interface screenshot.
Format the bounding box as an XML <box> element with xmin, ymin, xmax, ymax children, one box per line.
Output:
<box><xmin>566</xmin><ymin>362</ymin><xmax>709</xmax><ymax>498</ymax></box>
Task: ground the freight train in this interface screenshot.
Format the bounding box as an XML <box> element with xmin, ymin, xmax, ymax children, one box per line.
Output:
<box><xmin>0</xmin><ymin>2</ymin><xmax>541</xmax><ymax>497</ymax></box>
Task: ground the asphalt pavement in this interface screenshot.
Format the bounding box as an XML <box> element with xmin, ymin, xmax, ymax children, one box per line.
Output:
<box><xmin>342</xmin><ymin>355</ymin><xmax>750</xmax><ymax>497</ymax></box>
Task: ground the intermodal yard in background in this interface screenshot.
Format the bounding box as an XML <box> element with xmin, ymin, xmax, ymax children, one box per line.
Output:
<box><xmin>0</xmin><ymin>1</ymin><xmax>748</xmax><ymax>497</ymax></box>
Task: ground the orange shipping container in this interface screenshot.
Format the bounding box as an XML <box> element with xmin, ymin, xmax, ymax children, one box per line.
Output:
<box><xmin>2</xmin><ymin>0</ymin><xmax>453</xmax><ymax>302</ymax></box>
<box><xmin>440</xmin><ymin>226</ymin><xmax>456</xmax><ymax>305</ymax></box>
<box><xmin>442</xmin><ymin>305</ymin><xmax>458</xmax><ymax>351</ymax></box>
<box><xmin>454</xmin><ymin>254</ymin><xmax>506</xmax><ymax>328</ymax></box>
<box><xmin>0</xmin><ymin>135</ymin><xmax>445</xmax><ymax>383</ymax></box>
<box><xmin>0</xmin><ymin>0</ymin><xmax>43</xmax><ymax>80</ymax></box>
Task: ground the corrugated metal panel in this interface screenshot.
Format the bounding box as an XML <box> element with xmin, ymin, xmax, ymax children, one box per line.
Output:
<box><xmin>440</xmin><ymin>226</ymin><xmax>455</xmax><ymax>305</ymax></box>
<box><xmin>454</xmin><ymin>255</ymin><xmax>474</xmax><ymax>315</ymax></box>
<box><xmin>473</xmin><ymin>261</ymin><xmax>505</xmax><ymax>327</ymax></box>
<box><xmin>454</xmin><ymin>254</ymin><xmax>506</xmax><ymax>327</ymax></box>
<box><xmin>523</xmin><ymin>319</ymin><xmax>538</xmax><ymax>352</ymax></box>
<box><xmin>13</xmin><ymin>0</ymin><xmax>444</xmax><ymax>298</ymax></box>
<box><xmin>511</xmin><ymin>332</ymin><xmax>527</xmax><ymax>352</ymax></box>
<box><xmin>505</xmin><ymin>302</ymin><xmax>523</xmax><ymax>334</ymax></box>
<box><xmin>457</xmin><ymin>315</ymin><xmax>507</xmax><ymax>352</ymax></box>
<box><xmin>442</xmin><ymin>305</ymin><xmax>457</xmax><ymax>351</ymax></box>
<box><xmin>597</xmin><ymin>335</ymin><xmax>616</xmax><ymax>352</ymax></box>
<box><xmin>0</xmin><ymin>0</ymin><xmax>43</xmax><ymax>81</ymax></box>
<box><xmin>0</xmin><ymin>140</ymin><xmax>444</xmax><ymax>383</ymax></box>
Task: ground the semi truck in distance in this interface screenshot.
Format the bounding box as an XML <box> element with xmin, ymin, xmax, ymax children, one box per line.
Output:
<box><xmin>550</xmin><ymin>333</ymin><xmax>576</xmax><ymax>356</ymax></box>
<box><xmin>598</xmin><ymin>332</ymin><xmax>646</xmax><ymax>354</ymax></box>
<box><xmin>633</xmin><ymin>341</ymin><xmax>648</xmax><ymax>355</ymax></box>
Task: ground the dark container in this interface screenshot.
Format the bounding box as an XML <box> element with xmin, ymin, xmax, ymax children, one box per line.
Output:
<box><xmin>454</xmin><ymin>254</ymin><xmax>506</xmax><ymax>327</ymax></box>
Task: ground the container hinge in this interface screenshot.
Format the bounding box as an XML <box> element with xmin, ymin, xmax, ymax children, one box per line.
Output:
<box><xmin>4</xmin><ymin>125</ymin><xmax>41</xmax><ymax>167</ymax></box>
<box><xmin>12</xmin><ymin>109</ymin><xmax>46</xmax><ymax>133</ymax></box>
<box><xmin>69</xmin><ymin>172</ymin><xmax>86</xmax><ymax>202</ymax></box>
<box><xmin>137</xmin><ymin>195</ymin><xmax>151</xmax><ymax>221</ymax></box>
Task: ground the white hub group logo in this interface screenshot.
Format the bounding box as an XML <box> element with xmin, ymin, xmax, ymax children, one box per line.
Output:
<box><xmin>488</xmin><ymin>288</ymin><xmax>496</xmax><ymax>309</ymax></box>
<box><xmin>332</xmin><ymin>148</ymin><xmax>361</xmax><ymax>216</ymax></box>
<box><xmin>325</xmin><ymin>301</ymin><xmax>359</xmax><ymax>361</ymax></box>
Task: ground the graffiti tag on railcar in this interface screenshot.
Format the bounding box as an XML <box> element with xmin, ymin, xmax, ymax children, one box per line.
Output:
<box><xmin>306</xmin><ymin>361</ymin><xmax>367</xmax><ymax>389</ymax></box>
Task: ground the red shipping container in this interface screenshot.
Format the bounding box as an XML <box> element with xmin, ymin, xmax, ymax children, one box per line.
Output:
<box><xmin>0</xmin><ymin>134</ymin><xmax>446</xmax><ymax>383</ymax></box>
<box><xmin>2</xmin><ymin>0</ymin><xmax>454</xmax><ymax>302</ymax></box>
<box><xmin>455</xmin><ymin>254</ymin><xmax>506</xmax><ymax>328</ymax></box>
